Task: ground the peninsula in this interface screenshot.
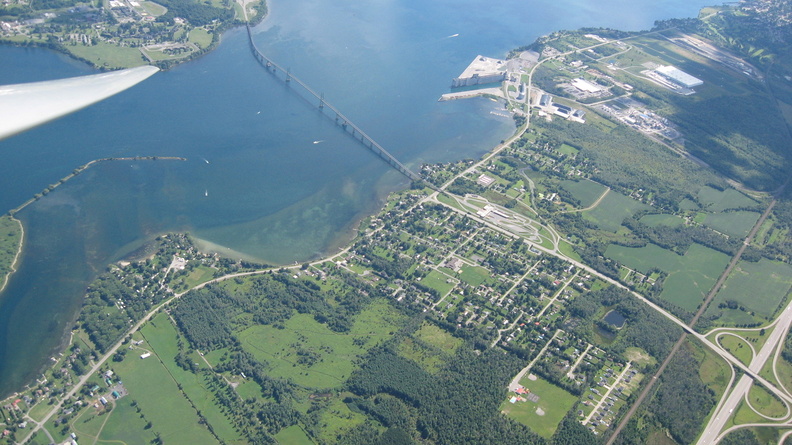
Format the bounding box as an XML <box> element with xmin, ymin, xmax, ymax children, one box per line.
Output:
<box><xmin>0</xmin><ymin>0</ymin><xmax>265</xmax><ymax>69</ymax></box>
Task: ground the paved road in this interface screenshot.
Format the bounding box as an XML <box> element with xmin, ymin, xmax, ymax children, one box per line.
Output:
<box><xmin>697</xmin><ymin>302</ymin><xmax>792</xmax><ymax>445</ymax></box>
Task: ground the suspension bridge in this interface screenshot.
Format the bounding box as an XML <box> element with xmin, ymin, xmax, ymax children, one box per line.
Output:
<box><xmin>245</xmin><ymin>25</ymin><xmax>425</xmax><ymax>183</ymax></box>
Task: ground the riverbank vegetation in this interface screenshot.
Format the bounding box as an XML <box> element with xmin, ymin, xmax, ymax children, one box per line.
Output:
<box><xmin>0</xmin><ymin>215</ymin><xmax>22</xmax><ymax>293</ymax></box>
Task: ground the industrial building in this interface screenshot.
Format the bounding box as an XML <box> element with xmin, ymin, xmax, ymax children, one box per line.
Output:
<box><xmin>654</xmin><ymin>66</ymin><xmax>703</xmax><ymax>89</ymax></box>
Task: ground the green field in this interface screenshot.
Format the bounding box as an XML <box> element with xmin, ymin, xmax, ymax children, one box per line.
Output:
<box><xmin>583</xmin><ymin>191</ymin><xmax>649</xmax><ymax>232</ymax></box>
<box><xmin>189</xmin><ymin>28</ymin><xmax>213</xmax><ymax>49</ymax></box>
<box><xmin>274</xmin><ymin>424</ymin><xmax>314</xmax><ymax>445</ymax></box>
<box><xmin>747</xmin><ymin>383</ymin><xmax>787</xmax><ymax>419</ymax></box>
<box><xmin>695</xmin><ymin>341</ymin><xmax>731</xmax><ymax>400</ymax></box>
<box><xmin>500</xmin><ymin>375</ymin><xmax>577</xmax><ymax>438</ymax></box>
<box><xmin>94</xmin><ymin>397</ymin><xmax>159</xmax><ymax>444</ymax></box>
<box><xmin>420</xmin><ymin>269</ymin><xmax>457</xmax><ymax>296</ymax></box>
<box><xmin>697</xmin><ymin>186</ymin><xmax>758</xmax><ymax>212</ymax></box>
<box><xmin>640</xmin><ymin>213</ymin><xmax>684</xmax><ymax>228</ymax></box>
<box><xmin>718</xmin><ymin>334</ymin><xmax>753</xmax><ymax>366</ymax></box>
<box><xmin>238</xmin><ymin>300</ymin><xmax>405</xmax><ymax>388</ymax></box>
<box><xmin>66</xmin><ymin>42</ymin><xmax>148</xmax><ymax>69</ymax></box>
<box><xmin>398</xmin><ymin>336</ymin><xmax>447</xmax><ymax>374</ymax></box>
<box><xmin>702</xmin><ymin>211</ymin><xmax>760</xmax><ymax>238</ymax></box>
<box><xmin>710</xmin><ymin>259</ymin><xmax>792</xmax><ymax>318</ymax></box>
<box><xmin>560</xmin><ymin>179</ymin><xmax>607</xmax><ymax>208</ymax></box>
<box><xmin>139</xmin><ymin>314</ymin><xmax>243</xmax><ymax>443</ymax></box>
<box><xmin>414</xmin><ymin>322</ymin><xmax>463</xmax><ymax>352</ymax></box>
<box><xmin>605</xmin><ymin>243</ymin><xmax>730</xmax><ymax>311</ymax></box>
<box><xmin>141</xmin><ymin>0</ymin><xmax>167</xmax><ymax>15</ymax></box>
<box><xmin>458</xmin><ymin>264</ymin><xmax>491</xmax><ymax>287</ymax></box>
<box><xmin>112</xmin><ymin>315</ymin><xmax>220</xmax><ymax>444</ymax></box>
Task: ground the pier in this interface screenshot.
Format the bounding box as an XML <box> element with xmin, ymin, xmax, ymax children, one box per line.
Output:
<box><xmin>245</xmin><ymin>26</ymin><xmax>424</xmax><ymax>183</ymax></box>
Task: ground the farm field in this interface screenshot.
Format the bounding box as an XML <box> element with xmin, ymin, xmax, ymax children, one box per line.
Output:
<box><xmin>640</xmin><ymin>213</ymin><xmax>685</xmax><ymax>228</ymax></box>
<box><xmin>605</xmin><ymin>243</ymin><xmax>730</xmax><ymax>311</ymax></box>
<box><xmin>708</xmin><ymin>259</ymin><xmax>792</xmax><ymax>318</ymax></box>
<box><xmin>112</xmin><ymin>316</ymin><xmax>219</xmax><ymax>444</ymax></box>
<box><xmin>500</xmin><ymin>374</ymin><xmax>577</xmax><ymax>438</ymax></box>
<box><xmin>139</xmin><ymin>314</ymin><xmax>243</xmax><ymax>443</ymax></box>
<box><xmin>702</xmin><ymin>211</ymin><xmax>761</xmax><ymax>238</ymax></box>
<box><xmin>697</xmin><ymin>186</ymin><xmax>758</xmax><ymax>212</ymax></box>
<box><xmin>237</xmin><ymin>300</ymin><xmax>405</xmax><ymax>388</ymax></box>
<box><xmin>560</xmin><ymin>179</ymin><xmax>608</xmax><ymax>208</ymax></box>
<box><xmin>583</xmin><ymin>191</ymin><xmax>649</xmax><ymax>232</ymax></box>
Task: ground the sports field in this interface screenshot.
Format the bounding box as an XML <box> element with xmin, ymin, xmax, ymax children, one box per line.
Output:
<box><xmin>500</xmin><ymin>375</ymin><xmax>577</xmax><ymax>438</ymax></box>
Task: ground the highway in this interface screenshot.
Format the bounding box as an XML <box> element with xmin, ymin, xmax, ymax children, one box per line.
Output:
<box><xmin>697</xmin><ymin>301</ymin><xmax>792</xmax><ymax>445</ymax></box>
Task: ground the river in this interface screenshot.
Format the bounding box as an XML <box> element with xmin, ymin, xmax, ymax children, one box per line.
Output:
<box><xmin>0</xmin><ymin>0</ymin><xmax>715</xmax><ymax>397</ymax></box>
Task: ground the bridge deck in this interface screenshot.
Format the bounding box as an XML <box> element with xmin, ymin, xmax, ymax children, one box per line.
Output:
<box><xmin>245</xmin><ymin>26</ymin><xmax>424</xmax><ymax>183</ymax></box>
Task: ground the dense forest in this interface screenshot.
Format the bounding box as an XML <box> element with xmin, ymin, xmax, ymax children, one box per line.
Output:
<box><xmin>565</xmin><ymin>287</ymin><xmax>682</xmax><ymax>361</ymax></box>
<box><xmin>347</xmin><ymin>346</ymin><xmax>545</xmax><ymax>444</ymax></box>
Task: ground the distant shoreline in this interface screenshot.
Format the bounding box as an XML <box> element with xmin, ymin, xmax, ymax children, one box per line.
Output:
<box><xmin>0</xmin><ymin>216</ymin><xmax>23</xmax><ymax>294</ymax></box>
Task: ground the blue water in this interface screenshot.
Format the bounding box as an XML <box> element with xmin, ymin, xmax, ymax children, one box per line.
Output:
<box><xmin>0</xmin><ymin>0</ymin><xmax>716</xmax><ymax>396</ymax></box>
<box><xmin>604</xmin><ymin>310</ymin><xmax>627</xmax><ymax>328</ymax></box>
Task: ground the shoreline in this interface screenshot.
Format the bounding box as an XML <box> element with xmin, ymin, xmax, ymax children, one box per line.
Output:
<box><xmin>0</xmin><ymin>0</ymin><xmax>268</xmax><ymax>71</ymax></box>
<box><xmin>0</xmin><ymin>216</ymin><xmax>24</xmax><ymax>294</ymax></box>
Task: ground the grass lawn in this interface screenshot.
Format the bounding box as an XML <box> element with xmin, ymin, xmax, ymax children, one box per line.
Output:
<box><xmin>694</xmin><ymin>340</ymin><xmax>731</xmax><ymax>400</ymax></box>
<box><xmin>71</xmin><ymin>404</ymin><xmax>114</xmax><ymax>441</ymax></box>
<box><xmin>710</xmin><ymin>259</ymin><xmax>792</xmax><ymax>317</ymax></box>
<box><xmin>605</xmin><ymin>243</ymin><xmax>729</xmax><ymax>311</ymax></box>
<box><xmin>238</xmin><ymin>300</ymin><xmax>405</xmax><ymax>388</ymax></box>
<box><xmin>188</xmin><ymin>28</ymin><xmax>213</xmax><ymax>49</ymax></box>
<box><xmin>583</xmin><ymin>191</ymin><xmax>649</xmax><ymax>232</ymax></box>
<box><xmin>274</xmin><ymin>425</ymin><xmax>314</xmax><ymax>445</ymax></box>
<box><xmin>500</xmin><ymin>375</ymin><xmax>577</xmax><ymax>438</ymax></box>
<box><xmin>717</xmin><ymin>334</ymin><xmax>753</xmax><ymax>366</ymax></box>
<box><xmin>458</xmin><ymin>264</ymin><xmax>490</xmax><ymax>287</ymax></box>
<box><xmin>178</xmin><ymin>264</ymin><xmax>218</xmax><ymax>290</ymax></box>
<box><xmin>697</xmin><ymin>186</ymin><xmax>758</xmax><ymax>212</ymax></box>
<box><xmin>97</xmin><ymin>397</ymin><xmax>158</xmax><ymax>444</ymax></box>
<box><xmin>66</xmin><ymin>42</ymin><xmax>148</xmax><ymax>69</ymax></box>
<box><xmin>703</xmin><ymin>211</ymin><xmax>760</xmax><ymax>238</ymax></box>
<box><xmin>113</xmin><ymin>319</ymin><xmax>219</xmax><ymax>444</ymax></box>
<box><xmin>559</xmin><ymin>179</ymin><xmax>607</xmax><ymax>208</ymax></box>
<box><xmin>558</xmin><ymin>143</ymin><xmax>580</xmax><ymax>156</ymax></box>
<box><xmin>419</xmin><ymin>269</ymin><xmax>456</xmax><ymax>296</ymax></box>
<box><xmin>141</xmin><ymin>0</ymin><xmax>167</xmax><ymax>15</ymax></box>
<box><xmin>747</xmin><ymin>383</ymin><xmax>787</xmax><ymax>419</ymax></box>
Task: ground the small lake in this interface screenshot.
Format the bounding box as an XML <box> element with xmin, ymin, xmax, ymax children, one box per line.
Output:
<box><xmin>603</xmin><ymin>310</ymin><xmax>627</xmax><ymax>328</ymax></box>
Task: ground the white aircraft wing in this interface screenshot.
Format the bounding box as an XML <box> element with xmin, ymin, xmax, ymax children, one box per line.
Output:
<box><xmin>0</xmin><ymin>65</ymin><xmax>159</xmax><ymax>141</ymax></box>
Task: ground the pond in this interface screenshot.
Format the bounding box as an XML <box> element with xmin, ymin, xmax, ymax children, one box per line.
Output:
<box><xmin>603</xmin><ymin>310</ymin><xmax>627</xmax><ymax>329</ymax></box>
